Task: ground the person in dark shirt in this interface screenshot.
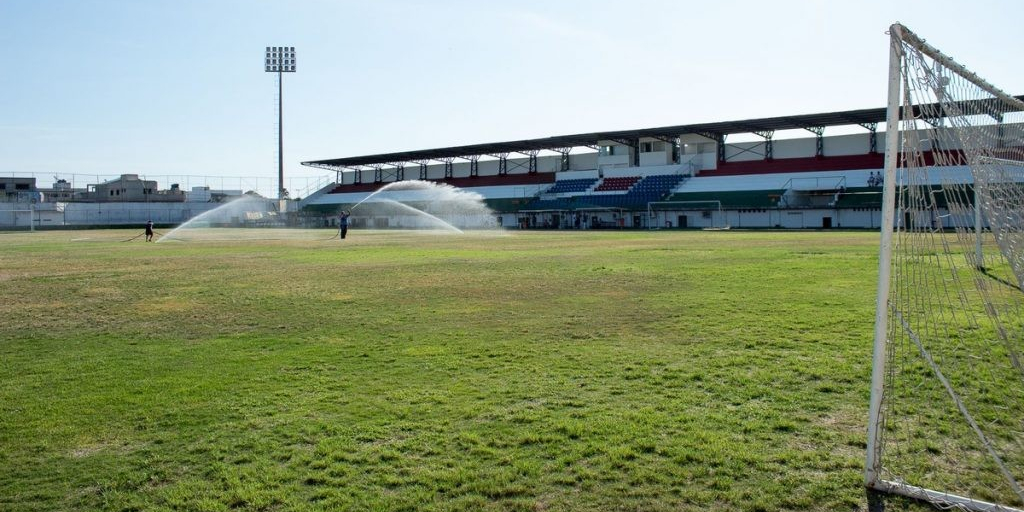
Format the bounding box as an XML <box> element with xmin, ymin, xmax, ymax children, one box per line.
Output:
<box><xmin>145</xmin><ymin>220</ymin><xmax>154</xmax><ymax>242</ymax></box>
<box><xmin>339</xmin><ymin>211</ymin><xmax>350</xmax><ymax>240</ymax></box>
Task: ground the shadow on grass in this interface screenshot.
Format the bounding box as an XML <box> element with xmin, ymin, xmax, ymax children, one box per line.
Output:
<box><xmin>979</xmin><ymin>267</ymin><xmax>1021</xmax><ymax>292</ymax></box>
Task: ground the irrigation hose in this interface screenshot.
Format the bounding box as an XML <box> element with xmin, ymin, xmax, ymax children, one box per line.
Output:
<box><xmin>122</xmin><ymin>230</ymin><xmax>163</xmax><ymax>242</ymax></box>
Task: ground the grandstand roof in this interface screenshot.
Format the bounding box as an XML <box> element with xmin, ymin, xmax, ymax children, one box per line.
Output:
<box><xmin>302</xmin><ymin>96</ymin><xmax>1024</xmax><ymax>169</ymax></box>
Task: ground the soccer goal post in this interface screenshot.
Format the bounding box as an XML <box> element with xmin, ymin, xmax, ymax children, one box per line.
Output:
<box><xmin>0</xmin><ymin>208</ymin><xmax>37</xmax><ymax>231</ymax></box>
<box><xmin>866</xmin><ymin>23</ymin><xmax>1024</xmax><ymax>511</ymax></box>
<box><xmin>646</xmin><ymin>200</ymin><xmax>726</xmax><ymax>229</ymax></box>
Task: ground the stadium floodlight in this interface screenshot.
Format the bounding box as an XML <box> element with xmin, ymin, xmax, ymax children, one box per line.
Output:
<box><xmin>265</xmin><ymin>46</ymin><xmax>296</xmax><ymax>200</ymax></box>
<box><xmin>265</xmin><ymin>46</ymin><xmax>296</xmax><ymax>73</ymax></box>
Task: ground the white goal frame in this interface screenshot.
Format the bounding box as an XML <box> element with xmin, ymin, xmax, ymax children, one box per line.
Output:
<box><xmin>865</xmin><ymin>23</ymin><xmax>1024</xmax><ymax>512</ymax></box>
<box><xmin>646</xmin><ymin>200</ymin><xmax>726</xmax><ymax>230</ymax></box>
<box><xmin>0</xmin><ymin>208</ymin><xmax>37</xmax><ymax>231</ymax></box>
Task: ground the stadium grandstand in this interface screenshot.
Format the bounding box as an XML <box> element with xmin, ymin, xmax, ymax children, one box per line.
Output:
<box><xmin>300</xmin><ymin>98</ymin><xmax>1024</xmax><ymax>230</ymax></box>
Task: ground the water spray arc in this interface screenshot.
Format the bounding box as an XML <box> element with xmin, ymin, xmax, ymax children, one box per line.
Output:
<box><xmin>157</xmin><ymin>196</ymin><xmax>277</xmax><ymax>242</ymax></box>
<box><xmin>372</xmin><ymin>199</ymin><xmax>464</xmax><ymax>233</ymax></box>
<box><xmin>341</xmin><ymin>180</ymin><xmax>496</xmax><ymax>232</ymax></box>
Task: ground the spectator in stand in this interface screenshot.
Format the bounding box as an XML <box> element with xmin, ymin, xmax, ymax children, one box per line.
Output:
<box><xmin>869</xmin><ymin>171</ymin><xmax>884</xmax><ymax>187</ymax></box>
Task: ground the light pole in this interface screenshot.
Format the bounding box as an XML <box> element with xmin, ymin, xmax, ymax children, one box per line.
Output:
<box><xmin>265</xmin><ymin>46</ymin><xmax>296</xmax><ymax>200</ymax></box>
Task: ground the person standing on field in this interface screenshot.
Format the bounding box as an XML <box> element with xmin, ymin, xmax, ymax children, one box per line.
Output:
<box><xmin>339</xmin><ymin>210</ymin><xmax>350</xmax><ymax>240</ymax></box>
<box><xmin>145</xmin><ymin>220</ymin><xmax>154</xmax><ymax>242</ymax></box>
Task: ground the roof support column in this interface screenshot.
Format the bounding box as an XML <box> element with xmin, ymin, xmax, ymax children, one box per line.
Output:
<box><xmin>552</xmin><ymin>147</ymin><xmax>572</xmax><ymax>171</ymax></box>
<box><xmin>467</xmin><ymin>155</ymin><xmax>480</xmax><ymax>177</ymax></box>
<box><xmin>997</xmin><ymin>114</ymin><xmax>1005</xmax><ymax>149</ymax></box>
<box><xmin>354</xmin><ymin>167</ymin><xmax>363</xmax><ymax>185</ymax></box>
<box><xmin>517</xmin><ymin>150</ymin><xmax>540</xmax><ymax>174</ymax></box>
<box><xmin>442</xmin><ymin>157</ymin><xmax>454</xmax><ymax>179</ymax></box>
<box><xmin>416</xmin><ymin>161</ymin><xmax>429</xmax><ymax>180</ymax></box>
<box><xmin>372</xmin><ymin>165</ymin><xmax>384</xmax><ymax>183</ymax></box>
<box><xmin>394</xmin><ymin>163</ymin><xmax>405</xmax><ymax>181</ymax></box>
<box><xmin>489</xmin><ymin>153</ymin><xmax>509</xmax><ymax>176</ymax></box>
<box><xmin>859</xmin><ymin>123</ymin><xmax>878</xmax><ymax>154</ymax></box>
<box><xmin>754</xmin><ymin>130</ymin><xmax>774</xmax><ymax>161</ymax></box>
<box><xmin>803</xmin><ymin>126</ymin><xmax>825</xmax><ymax>157</ymax></box>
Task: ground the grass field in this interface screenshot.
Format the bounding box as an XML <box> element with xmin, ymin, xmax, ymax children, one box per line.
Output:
<box><xmin>1</xmin><ymin>228</ymin><xmax>884</xmax><ymax>511</ymax></box>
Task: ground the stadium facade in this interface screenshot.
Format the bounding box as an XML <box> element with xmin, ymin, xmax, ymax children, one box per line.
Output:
<box><xmin>300</xmin><ymin>100</ymin><xmax>1024</xmax><ymax>230</ymax></box>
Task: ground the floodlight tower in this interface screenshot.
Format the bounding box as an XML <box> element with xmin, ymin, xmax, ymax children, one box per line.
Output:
<box><xmin>265</xmin><ymin>46</ymin><xmax>296</xmax><ymax>200</ymax></box>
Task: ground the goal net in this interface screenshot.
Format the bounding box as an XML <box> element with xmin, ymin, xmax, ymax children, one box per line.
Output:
<box><xmin>866</xmin><ymin>24</ymin><xmax>1024</xmax><ymax>511</ymax></box>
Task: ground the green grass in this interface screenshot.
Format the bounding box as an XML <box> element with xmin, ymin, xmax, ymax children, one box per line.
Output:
<box><xmin>1</xmin><ymin>229</ymin><xmax>883</xmax><ymax>511</ymax></box>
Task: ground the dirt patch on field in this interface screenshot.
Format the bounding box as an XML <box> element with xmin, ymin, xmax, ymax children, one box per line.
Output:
<box><xmin>136</xmin><ymin>297</ymin><xmax>195</xmax><ymax>313</ymax></box>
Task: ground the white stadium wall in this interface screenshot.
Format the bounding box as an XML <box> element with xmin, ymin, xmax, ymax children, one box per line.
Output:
<box><xmin>772</xmin><ymin>136</ymin><xmax>817</xmax><ymax>159</ymax></box>
<box><xmin>597</xmin><ymin>153</ymin><xmax>631</xmax><ymax>170</ymax></box>
<box><xmin>0</xmin><ymin>205</ymin><xmax>63</xmax><ymax>228</ymax></box>
<box><xmin>719</xmin><ymin>131</ymin><xmax>892</xmax><ymax>164</ymax></box>
<box><xmin>496</xmin><ymin>208</ymin><xmax>884</xmax><ymax>231</ymax></box>
<box><xmin>571</xmin><ymin>152</ymin><xmax>599</xmax><ymax>170</ymax></box>
<box><xmin>0</xmin><ymin>202</ymin><xmax>224</xmax><ymax>227</ymax></box>
<box><xmin>550</xmin><ymin>169</ymin><xmax>600</xmax><ymax>180</ymax></box>
<box><xmin>638</xmin><ymin>151</ymin><xmax>671</xmax><ymax>167</ymax></box>
<box><xmin>824</xmin><ymin>132</ymin><xmax>881</xmax><ymax>156</ymax></box>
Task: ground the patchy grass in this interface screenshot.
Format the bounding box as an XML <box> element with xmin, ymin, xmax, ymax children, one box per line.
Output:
<box><xmin>1</xmin><ymin>229</ymin><xmax>884</xmax><ymax>511</ymax></box>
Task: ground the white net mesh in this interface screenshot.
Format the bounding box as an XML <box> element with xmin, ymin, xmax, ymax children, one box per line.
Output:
<box><xmin>873</xmin><ymin>24</ymin><xmax>1024</xmax><ymax>511</ymax></box>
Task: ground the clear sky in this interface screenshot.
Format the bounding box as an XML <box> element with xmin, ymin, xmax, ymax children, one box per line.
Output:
<box><xmin>2</xmin><ymin>0</ymin><xmax>1022</xmax><ymax>195</ymax></box>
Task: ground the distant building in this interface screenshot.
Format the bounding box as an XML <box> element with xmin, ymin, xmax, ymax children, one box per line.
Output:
<box><xmin>80</xmin><ymin>174</ymin><xmax>185</xmax><ymax>202</ymax></box>
<box><xmin>186</xmin><ymin>186</ymin><xmax>243</xmax><ymax>203</ymax></box>
<box><xmin>0</xmin><ymin>177</ymin><xmax>40</xmax><ymax>203</ymax></box>
<box><xmin>38</xmin><ymin>179</ymin><xmax>82</xmax><ymax>202</ymax></box>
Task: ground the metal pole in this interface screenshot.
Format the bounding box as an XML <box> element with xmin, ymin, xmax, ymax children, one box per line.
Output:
<box><xmin>278</xmin><ymin>70</ymin><xmax>284</xmax><ymax>200</ymax></box>
<box><xmin>975</xmin><ymin>186</ymin><xmax>984</xmax><ymax>269</ymax></box>
<box><xmin>866</xmin><ymin>24</ymin><xmax>904</xmax><ymax>488</ymax></box>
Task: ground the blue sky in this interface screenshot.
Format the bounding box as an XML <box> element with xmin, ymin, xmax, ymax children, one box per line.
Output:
<box><xmin>2</xmin><ymin>0</ymin><xmax>1022</xmax><ymax>195</ymax></box>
